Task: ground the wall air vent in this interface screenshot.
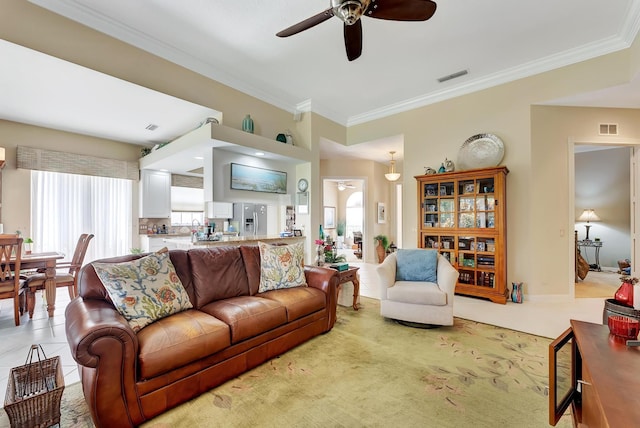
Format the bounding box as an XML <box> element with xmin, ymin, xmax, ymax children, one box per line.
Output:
<box><xmin>599</xmin><ymin>123</ymin><xmax>618</xmax><ymax>135</ymax></box>
<box><xmin>145</xmin><ymin>123</ymin><xmax>159</xmax><ymax>131</ymax></box>
<box><xmin>437</xmin><ymin>69</ymin><xmax>469</xmax><ymax>83</ymax></box>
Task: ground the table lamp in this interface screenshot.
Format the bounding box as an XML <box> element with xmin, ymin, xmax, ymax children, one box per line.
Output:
<box><xmin>577</xmin><ymin>209</ymin><xmax>600</xmax><ymax>240</ymax></box>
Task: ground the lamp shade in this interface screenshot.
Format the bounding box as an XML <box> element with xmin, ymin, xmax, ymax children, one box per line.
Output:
<box><xmin>577</xmin><ymin>209</ymin><xmax>601</xmax><ymax>223</ymax></box>
<box><xmin>385</xmin><ymin>151</ymin><xmax>401</xmax><ymax>182</ymax></box>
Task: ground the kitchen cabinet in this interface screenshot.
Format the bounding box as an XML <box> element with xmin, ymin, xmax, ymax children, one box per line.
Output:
<box><xmin>206</xmin><ymin>201</ymin><xmax>233</xmax><ymax>219</ymax></box>
<box><xmin>140</xmin><ymin>169</ymin><xmax>171</xmax><ymax>218</ymax></box>
<box><xmin>416</xmin><ymin>166</ymin><xmax>508</xmax><ymax>303</ymax></box>
<box><xmin>140</xmin><ymin>235</ymin><xmax>173</xmax><ymax>252</ymax></box>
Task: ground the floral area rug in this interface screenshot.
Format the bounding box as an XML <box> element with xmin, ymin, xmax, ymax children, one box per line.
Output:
<box><xmin>1</xmin><ymin>297</ymin><xmax>572</xmax><ymax>427</ymax></box>
<box><xmin>143</xmin><ymin>297</ymin><xmax>571</xmax><ymax>428</ymax></box>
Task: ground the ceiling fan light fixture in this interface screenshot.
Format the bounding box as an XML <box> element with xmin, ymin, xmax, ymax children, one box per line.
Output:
<box><xmin>385</xmin><ymin>151</ymin><xmax>401</xmax><ymax>182</ymax></box>
<box><xmin>333</xmin><ymin>0</ymin><xmax>367</xmax><ymax>24</ymax></box>
<box><xmin>337</xmin><ymin>182</ymin><xmax>347</xmax><ymax>191</ymax></box>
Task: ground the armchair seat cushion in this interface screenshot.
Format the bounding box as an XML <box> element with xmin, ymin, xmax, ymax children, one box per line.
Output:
<box><xmin>387</xmin><ymin>281</ymin><xmax>447</xmax><ymax>306</ymax></box>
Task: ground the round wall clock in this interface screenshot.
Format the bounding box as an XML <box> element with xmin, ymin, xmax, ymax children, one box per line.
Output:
<box><xmin>297</xmin><ymin>178</ymin><xmax>309</xmax><ymax>192</ymax></box>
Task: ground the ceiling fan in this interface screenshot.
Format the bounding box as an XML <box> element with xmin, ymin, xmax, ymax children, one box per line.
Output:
<box><xmin>276</xmin><ymin>0</ymin><xmax>437</xmax><ymax>61</ymax></box>
<box><xmin>336</xmin><ymin>181</ymin><xmax>356</xmax><ymax>191</ymax></box>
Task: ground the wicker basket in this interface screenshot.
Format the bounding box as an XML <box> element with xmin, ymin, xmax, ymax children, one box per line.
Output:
<box><xmin>3</xmin><ymin>345</ymin><xmax>65</xmax><ymax>428</ymax></box>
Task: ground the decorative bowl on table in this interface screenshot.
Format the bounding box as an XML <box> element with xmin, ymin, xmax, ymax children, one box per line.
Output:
<box><xmin>607</xmin><ymin>315</ymin><xmax>640</xmax><ymax>339</ymax></box>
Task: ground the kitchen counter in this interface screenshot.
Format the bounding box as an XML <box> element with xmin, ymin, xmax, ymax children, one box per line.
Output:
<box><xmin>140</xmin><ymin>233</ymin><xmax>191</xmax><ymax>237</ymax></box>
<box><xmin>164</xmin><ymin>235</ymin><xmax>305</xmax><ymax>249</ymax></box>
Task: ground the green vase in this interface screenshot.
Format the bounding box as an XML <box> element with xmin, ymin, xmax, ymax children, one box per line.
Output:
<box><xmin>242</xmin><ymin>114</ymin><xmax>254</xmax><ymax>133</ymax></box>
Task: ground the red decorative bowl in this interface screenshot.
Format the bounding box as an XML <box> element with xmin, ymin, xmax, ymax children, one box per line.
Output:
<box><xmin>608</xmin><ymin>315</ymin><xmax>640</xmax><ymax>339</ymax></box>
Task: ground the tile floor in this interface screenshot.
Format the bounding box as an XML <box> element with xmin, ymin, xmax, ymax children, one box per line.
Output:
<box><xmin>0</xmin><ymin>261</ymin><xmax>606</xmax><ymax>407</ymax></box>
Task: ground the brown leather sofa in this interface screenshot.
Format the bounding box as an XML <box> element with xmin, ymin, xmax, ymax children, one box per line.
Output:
<box><xmin>65</xmin><ymin>245</ymin><xmax>338</xmax><ymax>427</ymax></box>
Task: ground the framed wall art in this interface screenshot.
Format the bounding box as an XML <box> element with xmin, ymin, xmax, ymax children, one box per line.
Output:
<box><xmin>230</xmin><ymin>163</ymin><xmax>287</xmax><ymax>194</ymax></box>
<box><xmin>324</xmin><ymin>206</ymin><xmax>336</xmax><ymax>229</ymax></box>
<box><xmin>377</xmin><ymin>202</ymin><xmax>386</xmax><ymax>224</ymax></box>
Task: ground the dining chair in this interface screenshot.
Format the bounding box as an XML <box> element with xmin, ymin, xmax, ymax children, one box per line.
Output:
<box><xmin>0</xmin><ymin>235</ymin><xmax>25</xmax><ymax>326</ymax></box>
<box><xmin>24</xmin><ymin>233</ymin><xmax>94</xmax><ymax>318</ymax></box>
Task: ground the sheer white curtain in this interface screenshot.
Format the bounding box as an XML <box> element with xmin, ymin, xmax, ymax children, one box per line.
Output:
<box><xmin>31</xmin><ymin>170</ymin><xmax>133</xmax><ymax>262</ymax></box>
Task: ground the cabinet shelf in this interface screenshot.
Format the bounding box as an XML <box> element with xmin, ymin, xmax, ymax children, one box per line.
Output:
<box><xmin>416</xmin><ymin>166</ymin><xmax>508</xmax><ymax>304</ymax></box>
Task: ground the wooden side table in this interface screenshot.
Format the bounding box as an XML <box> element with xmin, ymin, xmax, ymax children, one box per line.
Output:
<box><xmin>334</xmin><ymin>266</ymin><xmax>360</xmax><ymax>310</ymax></box>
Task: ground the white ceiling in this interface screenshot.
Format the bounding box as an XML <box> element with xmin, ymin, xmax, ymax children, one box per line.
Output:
<box><xmin>2</xmin><ymin>0</ymin><xmax>640</xmax><ymax>166</ymax></box>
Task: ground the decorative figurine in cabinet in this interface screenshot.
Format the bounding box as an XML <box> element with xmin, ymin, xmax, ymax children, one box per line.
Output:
<box><xmin>416</xmin><ymin>166</ymin><xmax>508</xmax><ymax>303</ymax></box>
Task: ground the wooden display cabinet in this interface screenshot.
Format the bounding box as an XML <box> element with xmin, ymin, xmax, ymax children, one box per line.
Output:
<box><xmin>416</xmin><ymin>166</ymin><xmax>508</xmax><ymax>303</ymax></box>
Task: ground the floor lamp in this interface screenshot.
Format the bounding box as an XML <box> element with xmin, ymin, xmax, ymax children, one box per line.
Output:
<box><xmin>577</xmin><ymin>209</ymin><xmax>600</xmax><ymax>240</ymax></box>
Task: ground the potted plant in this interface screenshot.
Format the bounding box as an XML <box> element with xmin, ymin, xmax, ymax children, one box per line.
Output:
<box><xmin>24</xmin><ymin>238</ymin><xmax>33</xmax><ymax>255</ymax></box>
<box><xmin>373</xmin><ymin>235</ymin><xmax>389</xmax><ymax>263</ymax></box>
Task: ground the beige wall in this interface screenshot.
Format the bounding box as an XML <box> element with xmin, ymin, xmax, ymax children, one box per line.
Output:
<box><xmin>0</xmin><ymin>120</ymin><xmax>140</xmax><ymax>239</ymax></box>
<box><xmin>4</xmin><ymin>0</ymin><xmax>640</xmax><ymax>295</ymax></box>
<box><xmin>531</xmin><ymin>106</ymin><xmax>640</xmax><ymax>295</ymax></box>
<box><xmin>345</xmin><ymin>42</ymin><xmax>640</xmax><ymax>297</ymax></box>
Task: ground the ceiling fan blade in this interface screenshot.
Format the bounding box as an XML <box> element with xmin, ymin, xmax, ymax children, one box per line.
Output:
<box><xmin>366</xmin><ymin>0</ymin><xmax>437</xmax><ymax>21</ymax></box>
<box><xmin>276</xmin><ymin>8</ymin><xmax>334</xmax><ymax>37</ymax></box>
<box><xmin>344</xmin><ymin>20</ymin><xmax>363</xmax><ymax>61</ymax></box>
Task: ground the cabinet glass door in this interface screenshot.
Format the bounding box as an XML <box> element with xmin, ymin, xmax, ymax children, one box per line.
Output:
<box><xmin>423</xmin><ymin>197</ymin><xmax>438</xmax><ymax>228</ymax></box>
<box><xmin>439</xmin><ymin>199</ymin><xmax>455</xmax><ymax>228</ymax></box>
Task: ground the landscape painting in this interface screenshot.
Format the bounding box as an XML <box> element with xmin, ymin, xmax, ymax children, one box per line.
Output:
<box><xmin>230</xmin><ymin>163</ymin><xmax>287</xmax><ymax>194</ymax></box>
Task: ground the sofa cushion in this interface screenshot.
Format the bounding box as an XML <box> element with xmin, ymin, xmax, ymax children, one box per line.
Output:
<box><xmin>395</xmin><ymin>249</ymin><xmax>438</xmax><ymax>282</ymax></box>
<box><xmin>137</xmin><ymin>309</ymin><xmax>231</xmax><ymax>379</ymax></box>
<box><xmin>239</xmin><ymin>245</ymin><xmax>261</xmax><ymax>295</ymax></box>
<box><xmin>258</xmin><ymin>286</ymin><xmax>326</xmax><ymax>322</ymax></box>
<box><xmin>188</xmin><ymin>247</ymin><xmax>251</xmax><ymax>308</ymax></box>
<box><xmin>387</xmin><ymin>281</ymin><xmax>447</xmax><ymax>306</ymax></box>
<box><xmin>200</xmin><ymin>296</ymin><xmax>287</xmax><ymax>344</ymax></box>
<box><xmin>92</xmin><ymin>249</ymin><xmax>193</xmax><ymax>332</ymax></box>
<box><xmin>258</xmin><ymin>241</ymin><xmax>306</xmax><ymax>293</ymax></box>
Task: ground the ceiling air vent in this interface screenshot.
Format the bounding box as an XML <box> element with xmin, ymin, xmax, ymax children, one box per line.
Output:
<box><xmin>145</xmin><ymin>123</ymin><xmax>159</xmax><ymax>131</ymax></box>
<box><xmin>437</xmin><ymin>69</ymin><xmax>469</xmax><ymax>83</ymax></box>
<box><xmin>599</xmin><ymin>123</ymin><xmax>618</xmax><ymax>135</ymax></box>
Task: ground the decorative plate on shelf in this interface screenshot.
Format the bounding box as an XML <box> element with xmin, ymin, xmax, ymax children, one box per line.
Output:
<box><xmin>457</xmin><ymin>133</ymin><xmax>505</xmax><ymax>170</ymax></box>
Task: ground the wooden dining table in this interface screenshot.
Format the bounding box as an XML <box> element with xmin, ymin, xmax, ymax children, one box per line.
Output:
<box><xmin>18</xmin><ymin>252</ymin><xmax>65</xmax><ymax>318</ymax></box>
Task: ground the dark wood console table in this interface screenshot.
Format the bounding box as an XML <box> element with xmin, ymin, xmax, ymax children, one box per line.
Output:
<box><xmin>549</xmin><ymin>319</ymin><xmax>640</xmax><ymax>426</ymax></box>
<box><xmin>334</xmin><ymin>266</ymin><xmax>360</xmax><ymax>310</ymax></box>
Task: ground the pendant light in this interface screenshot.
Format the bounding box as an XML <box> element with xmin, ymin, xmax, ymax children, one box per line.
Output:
<box><xmin>385</xmin><ymin>151</ymin><xmax>401</xmax><ymax>182</ymax></box>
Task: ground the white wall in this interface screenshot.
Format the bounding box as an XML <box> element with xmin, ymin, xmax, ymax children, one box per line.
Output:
<box><xmin>575</xmin><ymin>147</ymin><xmax>631</xmax><ymax>267</ymax></box>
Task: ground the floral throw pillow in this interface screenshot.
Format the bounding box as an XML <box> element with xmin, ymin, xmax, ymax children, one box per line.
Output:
<box><xmin>258</xmin><ymin>241</ymin><xmax>307</xmax><ymax>293</ymax></box>
<box><xmin>93</xmin><ymin>248</ymin><xmax>193</xmax><ymax>332</ymax></box>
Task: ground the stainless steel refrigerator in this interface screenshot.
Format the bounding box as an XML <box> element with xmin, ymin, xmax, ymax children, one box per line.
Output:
<box><xmin>232</xmin><ymin>203</ymin><xmax>268</xmax><ymax>236</ymax></box>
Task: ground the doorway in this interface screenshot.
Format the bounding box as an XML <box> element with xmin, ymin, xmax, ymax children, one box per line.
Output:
<box><xmin>572</xmin><ymin>143</ymin><xmax>635</xmax><ymax>298</ymax></box>
<box><xmin>322</xmin><ymin>178</ymin><xmax>365</xmax><ymax>262</ymax></box>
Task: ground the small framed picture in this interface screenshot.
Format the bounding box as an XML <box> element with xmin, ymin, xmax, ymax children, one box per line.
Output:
<box><xmin>377</xmin><ymin>202</ymin><xmax>386</xmax><ymax>224</ymax></box>
<box><xmin>464</xmin><ymin>183</ymin><xmax>475</xmax><ymax>194</ymax></box>
<box><xmin>293</xmin><ymin>229</ymin><xmax>302</xmax><ymax>237</ymax></box>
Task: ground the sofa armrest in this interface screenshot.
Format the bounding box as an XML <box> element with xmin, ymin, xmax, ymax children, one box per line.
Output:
<box><xmin>65</xmin><ymin>297</ymin><xmax>144</xmax><ymax>426</ymax></box>
<box><xmin>66</xmin><ymin>297</ymin><xmax>139</xmax><ymax>367</ymax></box>
<box><xmin>436</xmin><ymin>254</ymin><xmax>460</xmax><ymax>303</ymax></box>
<box><xmin>304</xmin><ymin>265</ymin><xmax>339</xmax><ymax>331</ymax></box>
<box><xmin>376</xmin><ymin>253</ymin><xmax>397</xmax><ymax>300</ymax></box>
